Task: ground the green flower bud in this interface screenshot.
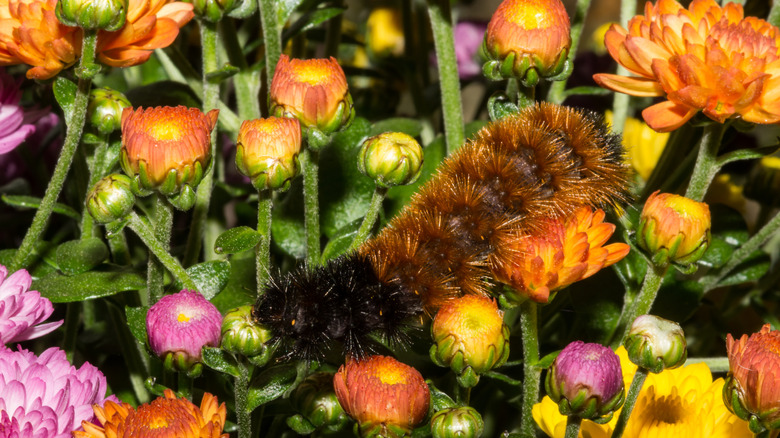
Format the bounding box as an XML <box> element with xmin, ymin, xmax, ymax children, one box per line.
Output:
<box><xmin>291</xmin><ymin>372</ymin><xmax>350</xmax><ymax>433</ymax></box>
<box><xmin>56</xmin><ymin>0</ymin><xmax>127</xmax><ymax>31</ymax></box>
<box><xmin>430</xmin><ymin>407</ymin><xmax>484</xmax><ymax>438</ymax></box>
<box><xmin>235</xmin><ymin>117</ymin><xmax>302</xmax><ymax>192</ymax></box>
<box><xmin>87</xmin><ymin>174</ymin><xmax>136</xmax><ymax>224</ymax></box>
<box><xmin>87</xmin><ymin>87</ymin><xmax>131</xmax><ymax>135</ymax></box>
<box><xmin>220</xmin><ymin>306</ymin><xmax>274</xmax><ymax>358</ymax></box>
<box><xmin>184</xmin><ymin>0</ymin><xmax>235</xmax><ymax>22</ymax></box>
<box><xmin>624</xmin><ymin>315</ymin><xmax>687</xmax><ymax>374</ymax></box>
<box><xmin>358</xmin><ymin>132</ymin><xmax>424</xmax><ymax>188</ymax></box>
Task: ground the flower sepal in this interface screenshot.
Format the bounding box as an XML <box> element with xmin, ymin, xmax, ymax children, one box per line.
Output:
<box><xmin>128</xmin><ymin>174</ymin><xmax>154</xmax><ymax>197</ymax></box>
<box><xmin>55</xmin><ymin>0</ymin><xmax>127</xmax><ymax>31</ymax></box>
<box><xmin>552</xmin><ymin>387</ymin><xmax>624</xmax><ymax>424</ymax></box>
<box><xmin>168</xmin><ymin>185</ymin><xmax>197</xmax><ymax>211</ymax></box>
<box><xmin>481</xmin><ymin>45</ymin><xmax>568</xmax><ymax>87</ymax></box>
<box><xmin>163</xmin><ymin>351</ymin><xmax>205</xmax><ymax>377</ymax></box>
<box><xmin>221</xmin><ymin>306</ymin><xmax>275</xmax><ymax>359</ymax></box>
<box><xmin>356</xmin><ymin>421</ymin><xmax>412</xmax><ymax>438</ymax></box>
<box><xmin>723</xmin><ymin>378</ymin><xmax>779</xmax><ymax>434</ymax></box>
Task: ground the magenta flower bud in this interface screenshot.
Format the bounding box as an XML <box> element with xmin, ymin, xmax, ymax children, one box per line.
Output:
<box><xmin>0</xmin><ymin>264</ymin><xmax>63</xmax><ymax>345</ymax></box>
<box><xmin>545</xmin><ymin>341</ymin><xmax>625</xmax><ymax>422</ymax></box>
<box><xmin>146</xmin><ymin>290</ymin><xmax>222</xmax><ymax>376</ymax></box>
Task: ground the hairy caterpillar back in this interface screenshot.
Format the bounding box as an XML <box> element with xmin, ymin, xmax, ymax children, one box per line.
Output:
<box><xmin>253</xmin><ymin>103</ymin><xmax>631</xmax><ymax>360</ymax></box>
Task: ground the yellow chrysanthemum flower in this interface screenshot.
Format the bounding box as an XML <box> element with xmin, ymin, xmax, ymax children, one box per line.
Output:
<box><xmin>605</xmin><ymin>111</ymin><xmax>669</xmax><ymax>181</ymax></box>
<box><xmin>533</xmin><ymin>347</ymin><xmax>751</xmax><ymax>438</ymax></box>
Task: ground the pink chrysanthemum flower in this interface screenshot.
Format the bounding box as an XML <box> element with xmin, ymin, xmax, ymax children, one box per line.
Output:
<box><xmin>0</xmin><ymin>265</ymin><xmax>62</xmax><ymax>345</ymax></box>
<box><xmin>0</xmin><ymin>69</ymin><xmax>37</xmax><ymax>154</ymax></box>
<box><xmin>146</xmin><ymin>290</ymin><xmax>222</xmax><ymax>373</ymax></box>
<box><xmin>0</xmin><ymin>345</ymin><xmax>112</xmax><ymax>437</ymax></box>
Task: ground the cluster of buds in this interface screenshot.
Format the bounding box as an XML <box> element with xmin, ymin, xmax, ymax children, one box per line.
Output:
<box><xmin>430</xmin><ymin>295</ymin><xmax>510</xmax><ymax>387</ymax></box>
<box><xmin>623</xmin><ymin>315</ymin><xmax>687</xmax><ymax>374</ymax></box>
<box><xmin>545</xmin><ymin>341</ymin><xmax>625</xmax><ymax>422</ymax></box>
<box><xmin>269</xmin><ymin>55</ymin><xmax>354</xmax><ymax>148</ymax></box>
<box><xmin>56</xmin><ymin>0</ymin><xmax>127</xmax><ymax>31</ymax></box>
<box><xmin>358</xmin><ymin>132</ymin><xmax>424</xmax><ymax>188</ymax></box>
<box><xmin>120</xmin><ymin>106</ymin><xmax>218</xmax><ymax>210</ymax></box>
<box><xmin>235</xmin><ymin>117</ymin><xmax>302</xmax><ymax>192</ymax></box>
<box><xmin>482</xmin><ymin>0</ymin><xmax>571</xmax><ymax>86</ymax></box>
<box><xmin>636</xmin><ymin>191</ymin><xmax>711</xmax><ymax>270</ymax></box>
<box><xmin>333</xmin><ymin>355</ymin><xmax>430</xmax><ymax>437</ymax></box>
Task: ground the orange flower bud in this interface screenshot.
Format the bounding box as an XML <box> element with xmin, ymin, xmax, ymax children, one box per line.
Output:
<box><xmin>333</xmin><ymin>355</ymin><xmax>430</xmax><ymax>437</ymax></box>
<box><xmin>483</xmin><ymin>0</ymin><xmax>571</xmax><ymax>85</ymax></box>
<box><xmin>431</xmin><ymin>295</ymin><xmax>509</xmax><ymax>387</ymax></box>
<box><xmin>235</xmin><ymin>117</ymin><xmax>302</xmax><ymax>191</ymax></box>
<box><xmin>494</xmin><ymin>206</ymin><xmax>629</xmax><ymax>305</ymax></box>
<box><xmin>120</xmin><ymin>106</ymin><xmax>218</xmax><ymax>199</ymax></box>
<box><xmin>269</xmin><ymin>55</ymin><xmax>354</xmax><ymax>140</ymax></box>
<box><xmin>725</xmin><ymin>324</ymin><xmax>780</xmax><ymax>433</ymax></box>
<box><xmin>636</xmin><ymin>191</ymin><xmax>711</xmax><ymax>268</ymax></box>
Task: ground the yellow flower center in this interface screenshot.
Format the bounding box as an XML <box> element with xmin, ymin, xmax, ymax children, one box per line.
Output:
<box><xmin>376</xmin><ymin>365</ymin><xmax>408</xmax><ymax>385</ymax></box>
<box><xmin>148</xmin><ymin>121</ymin><xmax>185</xmax><ymax>141</ymax></box>
<box><xmin>293</xmin><ymin>65</ymin><xmax>330</xmax><ymax>85</ymax></box>
<box><xmin>177</xmin><ymin>313</ymin><xmax>190</xmax><ymax>323</ymax></box>
<box><xmin>505</xmin><ymin>3</ymin><xmax>550</xmax><ymax>29</ymax></box>
<box><xmin>642</xmin><ymin>394</ymin><xmax>686</xmax><ymax>425</ymax></box>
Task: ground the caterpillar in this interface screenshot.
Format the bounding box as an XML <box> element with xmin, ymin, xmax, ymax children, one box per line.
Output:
<box><xmin>252</xmin><ymin>102</ymin><xmax>631</xmax><ymax>360</ymax></box>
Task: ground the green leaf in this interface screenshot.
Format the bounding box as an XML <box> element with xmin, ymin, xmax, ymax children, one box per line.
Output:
<box><xmin>34</xmin><ymin>269</ymin><xmax>146</xmax><ymax>303</ymax></box>
<box><xmin>175</xmin><ymin>260</ymin><xmax>231</xmax><ymax>300</ymax></box>
<box><xmin>53</xmin><ymin>77</ymin><xmax>78</xmax><ymax>116</ymax></box>
<box><xmin>320</xmin><ymin>117</ymin><xmax>374</xmax><ymax>238</ymax></box>
<box><xmin>210</xmin><ymin>253</ymin><xmax>256</xmax><ymax>313</ymax></box>
<box><xmin>320</xmin><ymin>219</ymin><xmax>361</xmax><ymax>262</ymax></box>
<box><xmin>286</xmin><ymin>415</ymin><xmax>316</xmax><ymax>435</ymax></box>
<box><xmin>718</xmin><ymin>144</ymin><xmax>780</xmax><ymax>166</ymax></box>
<box><xmin>2</xmin><ymin>195</ymin><xmax>80</xmax><ymax>220</ymax></box>
<box><xmin>246</xmin><ymin>363</ymin><xmax>299</xmax><ymax>412</ymax></box>
<box><xmin>278</xmin><ymin>0</ymin><xmax>304</xmax><ymax>25</ymax></box>
<box><xmin>368</xmin><ymin>118</ymin><xmax>423</xmax><ymax>138</ymax></box>
<box><xmin>215</xmin><ymin>226</ymin><xmax>263</xmax><ymax>255</ymax></box>
<box><xmin>563</xmin><ymin>86</ymin><xmax>612</xmax><ymax>97</ymax></box>
<box><xmin>537</xmin><ymin>351</ymin><xmax>560</xmax><ymax>369</ymax></box>
<box><xmin>206</xmin><ymin>63</ymin><xmax>240</xmax><ymax>84</ymax></box>
<box><xmin>272</xmin><ymin>179</ymin><xmax>306</xmax><ymax>259</ymax></box>
<box><xmin>427</xmin><ymin>381</ymin><xmax>456</xmax><ymax>411</ymax></box>
<box><xmin>487</xmin><ymin>91</ymin><xmax>519</xmax><ymax>121</ymax></box>
<box><xmin>464</xmin><ymin>120</ymin><xmax>489</xmax><ymax>140</ymax></box>
<box><xmin>386</xmin><ymin>135</ymin><xmax>446</xmax><ymax>219</ymax></box>
<box><xmin>699</xmin><ymin>236</ymin><xmax>734</xmax><ymax>269</ymax></box>
<box><xmin>55</xmin><ymin>238</ymin><xmax>109</xmax><ymax>276</ymax></box>
<box><xmin>125</xmin><ymin>306</ymin><xmax>150</xmax><ymax>346</ymax></box>
<box><xmin>718</xmin><ymin>250</ymin><xmax>771</xmax><ymax>287</ymax></box>
<box><xmin>284</xmin><ymin>7</ymin><xmax>344</xmax><ymax>40</ymax></box>
<box><xmin>125</xmin><ymin>80</ymin><xmax>202</xmax><ymax>109</ymax></box>
<box><xmin>201</xmin><ymin>347</ymin><xmax>242</xmax><ymax>377</ymax></box>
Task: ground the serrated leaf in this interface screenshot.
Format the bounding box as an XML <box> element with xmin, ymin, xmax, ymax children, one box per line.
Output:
<box><xmin>34</xmin><ymin>269</ymin><xmax>146</xmax><ymax>303</ymax></box>
<box><xmin>368</xmin><ymin>118</ymin><xmax>423</xmax><ymax>138</ymax></box>
<box><xmin>2</xmin><ymin>195</ymin><xmax>80</xmax><ymax>220</ymax></box>
<box><xmin>215</xmin><ymin>226</ymin><xmax>262</xmax><ymax>255</ymax></box>
<box><xmin>55</xmin><ymin>238</ymin><xmax>109</xmax><ymax>275</ymax></box>
<box><xmin>175</xmin><ymin>260</ymin><xmax>231</xmax><ymax>300</ymax></box>
<box><xmin>53</xmin><ymin>77</ymin><xmax>77</xmax><ymax>116</ymax></box>
<box><xmin>246</xmin><ymin>363</ymin><xmax>298</xmax><ymax>412</ymax></box>
<box><xmin>125</xmin><ymin>306</ymin><xmax>149</xmax><ymax>346</ymax></box>
<box><xmin>201</xmin><ymin>347</ymin><xmax>242</xmax><ymax>377</ymax></box>
<box><xmin>718</xmin><ymin>250</ymin><xmax>771</xmax><ymax>287</ymax></box>
<box><xmin>321</xmin><ymin>219</ymin><xmax>361</xmax><ymax>262</ymax></box>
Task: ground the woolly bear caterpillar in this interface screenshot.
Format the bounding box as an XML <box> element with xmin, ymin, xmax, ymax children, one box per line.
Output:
<box><xmin>252</xmin><ymin>102</ymin><xmax>631</xmax><ymax>360</ymax></box>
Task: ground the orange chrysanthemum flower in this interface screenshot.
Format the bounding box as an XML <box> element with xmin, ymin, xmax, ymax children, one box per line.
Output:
<box><xmin>269</xmin><ymin>54</ymin><xmax>354</xmax><ymax>136</ymax></box>
<box><xmin>0</xmin><ymin>0</ymin><xmax>193</xmax><ymax>79</ymax></box>
<box><xmin>120</xmin><ymin>105</ymin><xmax>218</xmax><ymax>195</ymax></box>
<box><xmin>494</xmin><ymin>206</ymin><xmax>630</xmax><ymax>304</ymax></box>
<box><xmin>593</xmin><ymin>0</ymin><xmax>780</xmax><ymax>132</ymax></box>
<box><xmin>724</xmin><ymin>324</ymin><xmax>780</xmax><ymax>432</ymax></box>
<box><xmin>74</xmin><ymin>389</ymin><xmax>228</xmax><ymax>438</ymax></box>
<box><xmin>333</xmin><ymin>355</ymin><xmax>430</xmax><ymax>436</ymax></box>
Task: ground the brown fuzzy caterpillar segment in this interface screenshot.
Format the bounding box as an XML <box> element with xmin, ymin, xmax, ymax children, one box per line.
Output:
<box><xmin>360</xmin><ymin>102</ymin><xmax>630</xmax><ymax>312</ymax></box>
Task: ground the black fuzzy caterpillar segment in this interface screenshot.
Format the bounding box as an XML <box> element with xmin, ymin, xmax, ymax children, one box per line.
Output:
<box><xmin>253</xmin><ymin>103</ymin><xmax>631</xmax><ymax>360</ymax></box>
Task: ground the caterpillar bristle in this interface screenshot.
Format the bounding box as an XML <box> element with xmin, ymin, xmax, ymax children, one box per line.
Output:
<box><xmin>254</xmin><ymin>103</ymin><xmax>631</xmax><ymax>360</ymax></box>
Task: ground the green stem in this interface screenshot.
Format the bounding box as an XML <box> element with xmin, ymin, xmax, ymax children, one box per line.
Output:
<box><xmin>518</xmin><ymin>85</ymin><xmax>535</xmax><ymax>109</ymax></box>
<box><xmin>684</xmin><ymin>357</ymin><xmax>729</xmax><ymax>372</ymax></box>
<box><xmin>81</xmin><ymin>137</ymin><xmax>110</xmax><ymax>239</ymax></box>
<box><xmin>546</xmin><ymin>0</ymin><xmax>592</xmax><ymax>104</ymax></box>
<box><xmin>177</xmin><ymin>373</ymin><xmax>193</xmax><ymax>400</ymax></box>
<box><xmin>348</xmin><ymin>187</ymin><xmax>387</xmax><ymax>251</ymax></box>
<box><xmin>107</xmin><ymin>228</ymin><xmax>132</xmax><ymax>266</ymax></box>
<box><xmin>771</xmin><ymin>0</ymin><xmax>780</xmax><ymax>28</ymax></box>
<box><xmin>107</xmin><ymin>302</ymin><xmax>151</xmax><ymax>404</ymax></box>
<box><xmin>684</xmin><ymin>123</ymin><xmax>728</xmax><ymax>201</ymax></box>
<box><xmin>236</xmin><ymin>361</ymin><xmax>252</xmax><ymax>438</ymax></box>
<box><xmin>519</xmin><ymin>300</ymin><xmax>541</xmax><ymax>437</ymax></box>
<box><xmin>454</xmin><ymin>385</ymin><xmax>471</xmax><ymax>406</ymax></box>
<box><xmin>611</xmin><ymin>368</ymin><xmax>648</xmax><ymax>438</ymax></box>
<box><xmin>256</xmin><ymin>191</ymin><xmax>273</xmax><ymax>294</ymax></box>
<box><xmin>127</xmin><ymin>211</ymin><xmax>197</xmax><ymax>291</ymax></box>
<box><xmin>608</xmin><ymin>0</ymin><xmax>637</xmax><ymax>136</ymax></box>
<box><xmin>184</xmin><ymin>20</ymin><xmax>221</xmax><ymax>267</ymax></box>
<box><xmin>259</xmin><ymin>0</ymin><xmax>282</xmax><ymax>90</ymax></box>
<box><xmin>63</xmin><ymin>303</ymin><xmax>81</xmax><ymax>362</ymax></box>
<box><xmin>700</xmin><ymin>210</ymin><xmax>780</xmax><ymax>291</ymax></box>
<box><xmin>10</xmin><ymin>31</ymin><xmax>98</xmax><ymax>271</ymax></box>
<box><xmin>148</xmin><ymin>195</ymin><xmax>173</xmax><ymax>303</ymax></box>
<box><xmin>427</xmin><ymin>0</ymin><xmax>465</xmax><ymax>154</ymax></box>
<box><xmin>301</xmin><ymin>149</ymin><xmax>321</xmax><ymax>267</ymax></box>
<box><xmin>564</xmin><ymin>416</ymin><xmax>582</xmax><ymax>438</ymax></box>
<box><xmin>221</xmin><ymin>18</ymin><xmax>261</xmax><ymax>120</ymax></box>
<box><xmin>612</xmin><ymin>265</ymin><xmax>667</xmax><ymax>348</ymax></box>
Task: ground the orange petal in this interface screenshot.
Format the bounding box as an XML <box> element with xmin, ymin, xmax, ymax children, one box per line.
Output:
<box><xmin>593</xmin><ymin>73</ymin><xmax>665</xmax><ymax>97</ymax></box>
<box><xmin>641</xmin><ymin>100</ymin><xmax>697</xmax><ymax>132</ymax></box>
<box><xmin>624</xmin><ymin>36</ymin><xmax>672</xmax><ymax>77</ymax></box>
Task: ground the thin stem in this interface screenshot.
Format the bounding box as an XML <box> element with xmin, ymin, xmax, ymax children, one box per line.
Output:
<box><xmin>256</xmin><ymin>191</ymin><xmax>273</xmax><ymax>295</ymax></box>
<box><xmin>127</xmin><ymin>211</ymin><xmax>197</xmax><ymax>291</ymax></box>
<box><xmin>301</xmin><ymin>149</ymin><xmax>321</xmax><ymax>267</ymax></box>
<box><xmin>107</xmin><ymin>302</ymin><xmax>151</xmax><ymax>404</ymax></box>
<box><xmin>608</xmin><ymin>0</ymin><xmax>637</xmax><ymax>136</ymax></box>
<box><xmin>259</xmin><ymin>0</ymin><xmax>282</xmax><ymax>90</ymax></box>
<box><xmin>454</xmin><ymin>385</ymin><xmax>471</xmax><ymax>406</ymax></box>
<box><xmin>63</xmin><ymin>303</ymin><xmax>81</xmax><ymax>362</ymax></box>
<box><xmin>184</xmin><ymin>20</ymin><xmax>221</xmax><ymax>267</ymax></box>
<box><xmin>611</xmin><ymin>368</ymin><xmax>648</xmax><ymax>438</ymax></box>
<box><xmin>684</xmin><ymin>357</ymin><xmax>729</xmax><ymax>372</ymax></box>
<box><xmin>236</xmin><ymin>361</ymin><xmax>252</xmax><ymax>438</ymax></box>
<box><xmin>684</xmin><ymin>123</ymin><xmax>728</xmax><ymax>201</ymax></box>
<box><xmin>517</xmin><ymin>85</ymin><xmax>535</xmax><ymax>109</ymax></box>
<box><xmin>547</xmin><ymin>0</ymin><xmax>592</xmax><ymax>104</ymax></box>
<box><xmin>771</xmin><ymin>0</ymin><xmax>780</xmax><ymax>28</ymax></box>
<box><xmin>348</xmin><ymin>187</ymin><xmax>387</xmax><ymax>251</ymax></box>
<box><xmin>700</xmin><ymin>210</ymin><xmax>780</xmax><ymax>291</ymax></box>
<box><xmin>148</xmin><ymin>195</ymin><xmax>173</xmax><ymax>303</ymax></box>
<box><xmin>221</xmin><ymin>18</ymin><xmax>261</xmax><ymax>120</ymax></box>
<box><xmin>519</xmin><ymin>300</ymin><xmax>541</xmax><ymax>437</ymax></box>
<box><xmin>427</xmin><ymin>0</ymin><xmax>465</xmax><ymax>154</ymax></box>
<box><xmin>564</xmin><ymin>416</ymin><xmax>582</xmax><ymax>438</ymax></box>
<box><xmin>177</xmin><ymin>373</ymin><xmax>193</xmax><ymax>400</ymax></box>
<box><xmin>10</xmin><ymin>31</ymin><xmax>98</xmax><ymax>271</ymax></box>
<box><xmin>612</xmin><ymin>265</ymin><xmax>667</xmax><ymax>348</ymax></box>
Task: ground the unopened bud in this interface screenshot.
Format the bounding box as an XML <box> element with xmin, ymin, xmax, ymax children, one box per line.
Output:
<box><xmin>87</xmin><ymin>174</ymin><xmax>136</xmax><ymax>224</ymax></box>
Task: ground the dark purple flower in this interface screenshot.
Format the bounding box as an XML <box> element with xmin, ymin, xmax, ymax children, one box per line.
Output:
<box><xmin>0</xmin><ymin>265</ymin><xmax>63</xmax><ymax>345</ymax></box>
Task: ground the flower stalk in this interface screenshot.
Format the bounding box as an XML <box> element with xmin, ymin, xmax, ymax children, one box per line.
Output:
<box><xmin>236</xmin><ymin>361</ymin><xmax>252</xmax><ymax>438</ymax></box>
<box><xmin>256</xmin><ymin>191</ymin><xmax>272</xmax><ymax>293</ymax></box>
<box><xmin>563</xmin><ymin>416</ymin><xmax>582</xmax><ymax>438</ymax></box>
<box><xmin>349</xmin><ymin>187</ymin><xmax>387</xmax><ymax>251</ymax></box>
<box><xmin>148</xmin><ymin>195</ymin><xmax>174</xmax><ymax>303</ymax></box>
<box><xmin>519</xmin><ymin>300</ymin><xmax>541</xmax><ymax>437</ymax></box>
<box><xmin>613</xmin><ymin>265</ymin><xmax>667</xmax><ymax>348</ymax></box>
<box><xmin>302</xmin><ymin>148</ymin><xmax>321</xmax><ymax>266</ymax></box>
<box><xmin>546</xmin><ymin>0</ymin><xmax>591</xmax><ymax>104</ymax></box>
<box><xmin>259</xmin><ymin>0</ymin><xmax>282</xmax><ymax>91</ymax></box>
<box><xmin>684</xmin><ymin>123</ymin><xmax>728</xmax><ymax>201</ymax></box>
<box><xmin>127</xmin><ymin>211</ymin><xmax>197</xmax><ymax>291</ymax></box>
